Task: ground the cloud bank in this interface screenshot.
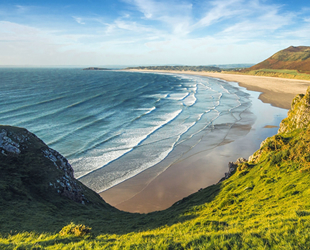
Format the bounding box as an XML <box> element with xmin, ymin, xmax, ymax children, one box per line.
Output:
<box><xmin>0</xmin><ymin>0</ymin><xmax>309</xmax><ymax>66</ymax></box>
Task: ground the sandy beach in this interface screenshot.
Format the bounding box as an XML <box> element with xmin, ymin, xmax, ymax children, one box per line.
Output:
<box><xmin>126</xmin><ymin>70</ymin><xmax>310</xmax><ymax>109</ymax></box>
<box><xmin>100</xmin><ymin>71</ymin><xmax>310</xmax><ymax>213</ymax></box>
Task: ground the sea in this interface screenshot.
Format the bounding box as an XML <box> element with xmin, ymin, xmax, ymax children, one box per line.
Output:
<box><xmin>0</xmin><ymin>68</ymin><xmax>286</xmax><ymax>193</ymax></box>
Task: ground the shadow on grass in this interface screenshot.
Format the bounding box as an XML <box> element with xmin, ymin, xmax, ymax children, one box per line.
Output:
<box><xmin>108</xmin><ymin>182</ymin><xmax>223</xmax><ymax>234</ymax></box>
<box><xmin>0</xmin><ymin>182</ymin><xmax>223</xmax><ymax>236</ymax></box>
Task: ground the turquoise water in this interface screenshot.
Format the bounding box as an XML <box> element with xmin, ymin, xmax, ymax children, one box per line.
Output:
<box><xmin>0</xmin><ymin>68</ymin><xmax>255</xmax><ymax>192</ymax></box>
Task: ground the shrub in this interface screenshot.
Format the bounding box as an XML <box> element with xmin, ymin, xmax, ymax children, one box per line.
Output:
<box><xmin>270</xmin><ymin>153</ymin><xmax>283</xmax><ymax>165</ymax></box>
<box><xmin>59</xmin><ymin>222</ymin><xmax>92</xmax><ymax>237</ymax></box>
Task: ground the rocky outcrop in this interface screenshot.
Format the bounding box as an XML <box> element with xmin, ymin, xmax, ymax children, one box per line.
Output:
<box><xmin>218</xmin><ymin>158</ymin><xmax>247</xmax><ymax>183</ymax></box>
<box><xmin>42</xmin><ymin>146</ymin><xmax>86</xmax><ymax>204</ymax></box>
<box><xmin>248</xmin><ymin>138</ymin><xmax>269</xmax><ymax>163</ymax></box>
<box><xmin>0</xmin><ymin>129</ymin><xmax>22</xmax><ymax>155</ymax></box>
<box><xmin>279</xmin><ymin>87</ymin><xmax>310</xmax><ymax>133</ymax></box>
<box><xmin>0</xmin><ymin>125</ymin><xmax>107</xmax><ymax>206</ymax></box>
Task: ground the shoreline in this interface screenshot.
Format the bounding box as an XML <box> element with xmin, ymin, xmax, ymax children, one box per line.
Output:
<box><xmin>125</xmin><ymin>70</ymin><xmax>310</xmax><ymax>109</ymax></box>
<box><xmin>99</xmin><ymin>71</ymin><xmax>310</xmax><ymax>213</ymax></box>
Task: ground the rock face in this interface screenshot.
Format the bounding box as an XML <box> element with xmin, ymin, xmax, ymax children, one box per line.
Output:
<box><xmin>0</xmin><ymin>129</ymin><xmax>22</xmax><ymax>154</ymax></box>
<box><xmin>0</xmin><ymin>125</ymin><xmax>107</xmax><ymax>206</ymax></box>
<box><xmin>279</xmin><ymin>86</ymin><xmax>310</xmax><ymax>134</ymax></box>
<box><xmin>42</xmin><ymin>146</ymin><xmax>86</xmax><ymax>203</ymax></box>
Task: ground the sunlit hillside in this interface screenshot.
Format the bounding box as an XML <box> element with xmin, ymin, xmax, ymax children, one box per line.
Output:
<box><xmin>2</xmin><ymin>88</ymin><xmax>310</xmax><ymax>249</ymax></box>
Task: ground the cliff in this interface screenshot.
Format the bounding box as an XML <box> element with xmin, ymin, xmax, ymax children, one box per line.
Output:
<box><xmin>0</xmin><ymin>125</ymin><xmax>124</xmax><ymax>233</ymax></box>
<box><xmin>0</xmin><ymin>125</ymin><xmax>110</xmax><ymax>206</ymax></box>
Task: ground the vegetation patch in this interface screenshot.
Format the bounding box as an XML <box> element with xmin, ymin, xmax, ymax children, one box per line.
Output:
<box><xmin>242</xmin><ymin>69</ymin><xmax>310</xmax><ymax>80</ymax></box>
<box><xmin>59</xmin><ymin>223</ymin><xmax>92</xmax><ymax>237</ymax></box>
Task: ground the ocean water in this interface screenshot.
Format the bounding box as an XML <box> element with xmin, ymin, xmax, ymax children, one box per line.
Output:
<box><xmin>0</xmin><ymin>68</ymin><xmax>254</xmax><ymax>192</ymax></box>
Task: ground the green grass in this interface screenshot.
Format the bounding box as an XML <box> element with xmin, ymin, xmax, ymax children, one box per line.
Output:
<box><xmin>2</xmin><ymin>127</ymin><xmax>310</xmax><ymax>249</ymax></box>
<box><xmin>2</xmin><ymin>96</ymin><xmax>310</xmax><ymax>249</ymax></box>
<box><xmin>238</xmin><ymin>68</ymin><xmax>310</xmax><ymax>80</ymax></box>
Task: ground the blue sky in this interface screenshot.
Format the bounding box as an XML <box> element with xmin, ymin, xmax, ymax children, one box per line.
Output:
<box><xmin>0</xmin><ymin>0</ymin><xmax>309</xmax><ymax>66</ymax></box>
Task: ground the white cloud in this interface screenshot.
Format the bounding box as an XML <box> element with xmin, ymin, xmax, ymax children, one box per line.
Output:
<box><xmin>122</xmin><ymin>0</ymin><xmax>192</xmax><ymax>36</ymax></box>
<box><xmin>0</xmin><ymin>1</ymin><xmax>309</xmax><ymax>66</ymax></box>
<box><xmin>121</xmin><ymin>0</ymin><xmax>298</xmax><ymax>41</ymax></box>
<box><xmin>194</xmin><ymin>0</ymin><xmax>244</xmax><ymax>28</ymax></box>
<box><xmin>189</xmin><ymin>0</ymin><xmax>295</xmax><ymax>45</ymax></box>
<box><xmin>102</xmin><ymin>15</ymin><xmax>165</xmax><ymax>41</ymax></box>
<box><xmin>124</xmin><ymin>0</ymin><xmax>192</xmax><ymax>20</ymax></box>
<box><xmin>115</xmin><ymin>20</ymin><xmax>152</xmax><ymax>32</ymax></box>
<box><xmin>0</xmin><ymin>21</ymin><xmax>101</xmax><ymax>65</ymax></box>
<box><xmin>73</xmin><ymin>17</ymin><xmax>85</xmax><ymax>25</ymax></box>
<box><xmin>0</xmin><ymin>21</ymin><xmax>42</xmax><ymax>42</ymax></box>
<box><xmin>15</xmin><ymin>5</ymin><xmax>29</xmax><ymax>13</ymax></box>
<box><xmin>0</xmin><ymin>20</ymin><xmax>155</xmax><ymax>65</ymax></box>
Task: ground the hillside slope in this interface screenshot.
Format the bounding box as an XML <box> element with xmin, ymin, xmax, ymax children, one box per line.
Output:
<box><xmin>0</xmin><ymin>125</ymin><xmax>106</xmax><ymax>205</ymax></box>
<box><xmin>245</xmin><ymin>46</ymin><xmax>310</xmax><ymax>74</ymax></box>
<box><xmin>2</xmin><ymin>87</ymin><xmax>310</xmax><ymax>248</ymax></box>
<box><xmin>0</xmin><ymin>125</ymin><xmax>125</xmax><ymax>233</ymax></box>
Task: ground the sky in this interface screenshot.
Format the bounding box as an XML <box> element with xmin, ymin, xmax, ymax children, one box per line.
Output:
<box><xmin>0</xmin><ymin>0</ymin><xmax>309</xmax><ymax>66</ymax></box>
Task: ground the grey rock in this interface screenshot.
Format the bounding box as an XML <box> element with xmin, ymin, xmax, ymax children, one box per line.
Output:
<box><xmin>234</xmin><ymin>158</ymin><xmax>247</xmax><ymax>164</ymax></box>
<box><xmin>0</xmin><ymin>130</ymin><xmax>21</xmax><ymax>154</ymax></box>
<box><xmin>0</xmin><ymin>126</ymin><xmax>88</xmax><ymax>204</ymax></box>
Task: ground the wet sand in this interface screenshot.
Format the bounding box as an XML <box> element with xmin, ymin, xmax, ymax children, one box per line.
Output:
<box><xmin>100</xmin><ymin>71</ymin><xmax>310</xmax><ymax>213</ymax></box>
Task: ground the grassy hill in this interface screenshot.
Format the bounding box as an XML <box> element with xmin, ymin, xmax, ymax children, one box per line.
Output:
<box><xmin>2</xmin><ymin>88</ymin><xmax>310</xmax><ymax>248</ymax></box>
<box><xmin>240</xmin><ymin>46</ymin><xmax>310</xmax><ymax>80</ymax></box>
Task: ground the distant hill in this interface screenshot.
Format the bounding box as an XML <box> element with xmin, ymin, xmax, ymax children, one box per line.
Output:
<box><xmin>244</xmin><ymin>46</ymin><xmax>310</xmax><ymax>74</ymax></box>
<box><xmin>126</xmin><ymin>65</ymin><xmax>222</xmax><ymax>72</ymax></box>
<box><xmin>212</xmin><ymin>63</ymin><xmax>254</xmax><ymax>69</ymax></box>
<box><xmin>83</xmin><ymin>67</ymin><xmax>111</xmax><ymax>70</ymax></box>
